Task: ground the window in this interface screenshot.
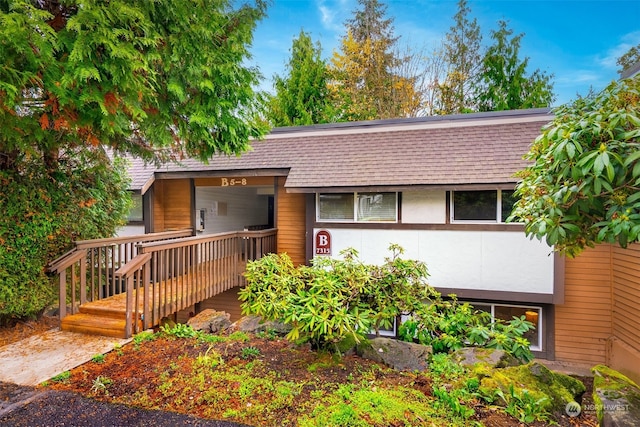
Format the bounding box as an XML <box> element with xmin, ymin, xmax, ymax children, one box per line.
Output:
<box><xmin>468</xmin><ymin>302</ymin><xmax>542</xmax><ymax>351</ymax></box>
<box><xmin>127</xmin><ymin>193</ymin><xmax>143</xmax><ymax>223</ymax></box>
<box><xmin>318</xmin><ymin>193</ymin><xmax>354</xmax><ymax>221</ymax></box>
<box><xmin>451</xmin><ymin>190</ymin><xmax>517</xmax><ymax>223</ymax></box>
<box><xmin>317</xmin><ymin>192</ymin><xmax>397</xmax><ymax>222</ymax></box>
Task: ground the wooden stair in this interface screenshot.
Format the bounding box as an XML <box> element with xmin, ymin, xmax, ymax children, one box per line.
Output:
<box><xmin>61</xmin><ymin>294</ymin><xmax>142</xmax><ymax>338</ymax></box>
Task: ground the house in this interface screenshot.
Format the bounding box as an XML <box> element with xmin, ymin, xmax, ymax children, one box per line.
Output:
<box><xmin>123</xmin><ymin>107</ymin><xmax>640</xmax><ymax>382</ymax></box>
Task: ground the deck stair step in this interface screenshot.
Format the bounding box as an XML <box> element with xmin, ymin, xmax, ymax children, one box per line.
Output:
<box><xmin>61</xmin><ymin>313</ymin><xmax>138</xmax><ymax>339</ymax></box>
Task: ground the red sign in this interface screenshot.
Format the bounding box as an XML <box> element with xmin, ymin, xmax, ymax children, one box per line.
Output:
<box><xmin>315</xmin><ymin>230</ymin><xmax>331</xmax><ymax>255</ymax></box>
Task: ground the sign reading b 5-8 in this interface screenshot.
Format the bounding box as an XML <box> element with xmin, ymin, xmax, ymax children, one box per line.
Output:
<box><xmin>221</xmin><ymin>177</ymin><xmax>247</xmax><ymax>186</ymax></box>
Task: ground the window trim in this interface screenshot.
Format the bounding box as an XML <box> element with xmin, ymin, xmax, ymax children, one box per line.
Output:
<box><xmin>450</xmin><ymin>189</ymin><xmax>517</xmax><ymax>224</ymax></box>
<box><xmin>316</xmin><ymin>192</ymin><xmax>398</xmax><ymax>223</ymax></box>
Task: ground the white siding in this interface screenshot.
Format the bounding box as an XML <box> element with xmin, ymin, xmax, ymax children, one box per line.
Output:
<box><xmin>314</xmin><ymin>228</ymin><xmax>554</xmax><ymax>295</ymax></box>
<box><xmin>402</xmin><ymin>190</ymin><xmax>446</xmax><ymax>224</ymax></box>
<box><xmin>196</xmin><ymin>187</ymin><xmax>269</xmax><ymax>234</ymax></box>
<box><xmin>116</xmin><ymin>225</ymin><xmax>145</xmax><ymax>237</ymax></box>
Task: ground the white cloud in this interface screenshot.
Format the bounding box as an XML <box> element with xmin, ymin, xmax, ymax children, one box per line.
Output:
<box><xmin>597</xmin><ymin>30</ymin><xmax>640</xmax><ymax>70</ymax></box>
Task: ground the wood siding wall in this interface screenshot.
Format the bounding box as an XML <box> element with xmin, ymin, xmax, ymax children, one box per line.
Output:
<box><xmin>276</xmin><ymin>177</ymin><xmax>307</xmax><ymax>265</ymax></box>
<box><xmin>555</xmin><ymin>245</ymin><xmax>612</xmax><ymax>365</ymax></box>
<box><xmin>610</xmin><ymin>244</ymin><xmax>640</xmax><ymax>382</ymax></box>
<box><xmin>152</xmin><ymin>179</ymin><xmax>192</xmax><ymax>232</ymax></box>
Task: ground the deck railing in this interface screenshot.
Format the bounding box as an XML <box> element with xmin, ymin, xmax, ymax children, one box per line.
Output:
<box><xmin>47</xmin><ymin>229</ymin><xmax>194</xmax><ymax>319</ymax></box>
<box><xmin>116</xmin><ymin>229</ymin><xmax>277</xmax><ymax>335</ymax></box>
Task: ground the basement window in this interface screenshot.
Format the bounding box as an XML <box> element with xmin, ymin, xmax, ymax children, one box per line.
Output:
<box><xmin>467</xmin><ymin>302</ymin><xmax>542</xmax><ymax>351</ymax></box>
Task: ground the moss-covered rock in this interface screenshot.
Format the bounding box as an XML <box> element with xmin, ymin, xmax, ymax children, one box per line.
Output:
<box><xmin>477</xmin><ymin>362</ymin><xmax>586</xmax><ymax>413</ymax></box>
<box><xmin>452</xmin><ymin>347</ymin><xmax>520</xmax><ymax>369</ymax></box>
<box><xmin>592</xmin><ymin>365</ymin><xmax>640</xmax><ymax>426</ymax></box>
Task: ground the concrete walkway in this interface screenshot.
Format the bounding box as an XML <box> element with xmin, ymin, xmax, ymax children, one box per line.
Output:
<box><xmin>0</xmin><ymin>329</ymin><xmax>130</xmax><ymax>386</ymax></box>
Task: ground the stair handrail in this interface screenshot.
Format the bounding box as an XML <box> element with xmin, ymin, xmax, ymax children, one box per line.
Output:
<box><xmin>115</xmin><ymin>252</ymin><xmax>152</xmax><ymax>338</ymax></box>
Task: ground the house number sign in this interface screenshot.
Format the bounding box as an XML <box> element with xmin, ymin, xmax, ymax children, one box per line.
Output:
<box><xmin>315</xmin><ymin>230</ymin><xmax>332</xmax><ymax>255</ymax></box>
<box><xmin>220</xmin><ymin>177</ymin><xmax>248</xmax><ymax>186</ymax></box>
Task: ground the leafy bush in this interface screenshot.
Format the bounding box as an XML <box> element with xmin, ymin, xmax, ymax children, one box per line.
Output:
<box><xmin>0</xmin><ymin>150</ymin><xmax>131</xmax><ymax>324</ymax></box>
<box><xmin>242</xmin><ymin>244</ymin><xmax>535</xmax><ymax>361</ymax></box>
<box><xmin>240</xmin><ymin>245</ymin><xmax>437</xmax><ymax>351</ymax></box>
<box><xmin>398</xmin><ymin>296</ymin><xmax>535</xmax><ymax>362</ymax></box>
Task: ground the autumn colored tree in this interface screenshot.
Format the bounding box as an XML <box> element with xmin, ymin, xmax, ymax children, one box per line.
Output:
<box><xmin>267</xmin><ymin>30</ymin><xmax>333</xmax><ymax>126</ymax></box>
<box><xmin>328</xmin><ymin>0</ymin><xmax>420</xmax><ymax>120</ymax></box>
<box><xmin>0</xmin><ymin>0</ymin><xmax>267</xmax><ymax>322</ymax></box>
<box><xmin>437</xmin><ymin>0</ymin><xmax>482</xmax><ymax>114</ymax></box>
<box><xmin>474</xmin><ymin>20</ymin><xmax>555</xmax><ymax>111</ymax></box>
<box><xmin>510</xmin><ymin>75</ymin><xmax>640</xmax><ymax>256</ymax></box>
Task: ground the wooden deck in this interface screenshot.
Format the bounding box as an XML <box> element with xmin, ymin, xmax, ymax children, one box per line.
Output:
<box><xmin>61</xmin><ymin>259</ymin><xmax>245</xmax><ymax>338</ymax></box>
<box><xmin>50</xmin><ymin>229</ymin><xmax>276</xmax><ymax>338</ymax></box>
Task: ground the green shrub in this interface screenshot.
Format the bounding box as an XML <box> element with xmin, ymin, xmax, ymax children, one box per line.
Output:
<box><xmin>0</xmin><ymin>150</ymin><xmax>131</xmax><ymax>324</ymax></box>
<box><xmin>398</xmin><ymin>296</ymin><xmax>535</xmax><ymax>362</ymax></box>
<box><xmin>239</xmin><ymin>245</ymin><xmax>437</xmax><ymax>351</ymax></box>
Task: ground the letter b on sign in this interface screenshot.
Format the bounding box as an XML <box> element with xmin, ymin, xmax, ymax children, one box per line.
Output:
<box><xmin>315</xmin><ymin>230</ymin><xmax>331</xmax><ymax>255</ymax></box>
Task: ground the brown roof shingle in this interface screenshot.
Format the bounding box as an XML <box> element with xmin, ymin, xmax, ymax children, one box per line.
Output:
<box><xmin>125</xmin><ymin>108</ymin><xmax>552</xmax><ymax>193</ymax></box>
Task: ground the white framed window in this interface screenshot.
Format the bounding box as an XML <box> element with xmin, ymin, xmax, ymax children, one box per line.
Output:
<box><xmin>467</xmin><ymin>302</ymin><xmax>542</xmax><ymax>351</ymax></box>
<box><xmin>317</xmin><ymin>192</ymin><xmax>398</xmax><ymax>223</ymax></box>
<box><xmin>451</xmin><ymin>189</ymin><xmax>517</xmax><ymax>223</ymax></box>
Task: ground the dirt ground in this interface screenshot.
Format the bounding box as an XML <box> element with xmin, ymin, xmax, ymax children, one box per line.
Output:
<box><xmin>0</xmin><ymin>316</ymin><xmax>598</xmax><ymax>426</ymax></box>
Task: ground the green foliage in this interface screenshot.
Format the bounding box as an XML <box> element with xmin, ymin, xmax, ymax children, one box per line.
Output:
<box><xmin>510</xmin><ymin>75</ymin><xmax>640</xmax><ymax>255</ymax></box>
<box><xmin>0</xmin><ymin>0</ymin><xmax>267</xmax><ymax>322</ymax></box>
<box><xmin>268</xmin><ymin>30</ymin><xmax>334</xmax><ymax>126</ymax></box>
<box><xmin>91</xmin><ymin>375</ymin><xmax>113</xmax><ymax>395</ymax></box>
<box><xmin>474</xmin><ymin>20</ymin><xmax>555</xmax><ymax>111</ymax></box>
<box><xmin>240</xmin><ymin>245</ymin><xmax>436</xmax><ymax>351</ymax></box>
<box><xmin>160</xmin><ymin>323</ymin><xmax>199</xmax><ymax>339</ymax></box>
<box><xmin>493</xmin><ymin>384</ymin><xmax>551</xmax><ymax>423</ymax></box>
<box><xmin>240</xmin><ymin>346</ymin><xmax>261</xmax><ymax>360</ymax></box>
<box><xmin>438</xmin><ymin>0</ymin><xmax>482</xmax><ymax>114</ymax></box>
<box><xmin>0</xmin><ymin>0</ymin><xmax>268</xmax><ymax>163</ymax></box>
<box><xmin>328</xmin><ymin>0</ymin><xmax>420</xmax><ymax>120</ymax></box>
<box><xmin>91</xmin><ymin>354</ymin><xmax>106</xmax><ymax>364</ymax></box>
<box><xmin>0</xmin><ymin>152</ymin><xmax>131</xmax><ymax>323</ymax></box>
<box><xmin>132</xmin><ymin>330</ymin><xmax>157</xmax><ymax>349</ymax></box>
<box><xmin>50</xmin><ymin>371</ymin><xmax>71</xmax><ymax>383</ymax></box>
<box><xmin>398</xmin><ymin>298</ymin><xmax>534</xmax><ymax>362</ymax></box>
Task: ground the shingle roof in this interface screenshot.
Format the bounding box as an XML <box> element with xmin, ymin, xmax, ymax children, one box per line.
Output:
<box><xmin>125</xmin><ymin>108</ymin><xmax>552</xmax><ymax>193</ymax></box>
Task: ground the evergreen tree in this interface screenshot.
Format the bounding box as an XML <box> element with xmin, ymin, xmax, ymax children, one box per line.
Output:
<box><xmin>268</xmin><ymin>30</ymin><xmax>333</xmax><ymax>126</ymax></box>
<box><xmin>438</xmin><ymin>0</ymin><xmax>482</xmax><ymax>114</ymax></box>
<box><xmin>0</xmin><ymin>0</ymin><xmax>267</xmax><ymax>321</ymax></box>
<box><xmin>474</xmin><ymin>20</ymin><xmax>555</xmax><ymax>111</ymax></box>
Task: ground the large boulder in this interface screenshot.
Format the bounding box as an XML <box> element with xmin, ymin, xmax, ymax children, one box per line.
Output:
<box><xmin>592</xmin><ymin>365</ymin><xmax>640</xmax><ymax>427</ymax></box>
<box><xmin>356</xmin><ymin>337</ymin><xmax>432</xmax><ymax>372</ymax></box>
<box><xmin>187</xmin><ymin>310</ymin><xmax>231</xmax><ymax>334</ymax></box>
<box><xmin>230</xmin><ymin>315</ymin><xmax>291</xmax><ymax>336</ymax></box>
<box><xmin>452</xmin><ymin>347</ymin><xmax>520</xmax><ymax>369</ymax></box>
<box><xmin>477</xmin><ymin>361</ymin><xmax>586</xmax><ymax>414</ymax></box>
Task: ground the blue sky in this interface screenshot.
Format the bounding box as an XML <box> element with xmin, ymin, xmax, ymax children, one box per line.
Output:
<box><xmin>249</xmin><ymin>0</ymin><xmax>640</xmax><ymax>107</ymax></box>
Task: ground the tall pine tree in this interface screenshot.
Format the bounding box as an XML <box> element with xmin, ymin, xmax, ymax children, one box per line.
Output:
<box><xmin>267</xmin><ymin>30</ymin><xmax>333</xmax><ymax>126</ymax></box>
<box><xmin>474</xmin><ymin>20</ymin><xmax>555</xmax><ymax>111</ymax></box>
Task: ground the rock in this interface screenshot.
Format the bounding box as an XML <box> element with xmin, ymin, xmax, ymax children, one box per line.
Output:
<box><xmin>477</xmin><ymin>362</ymin><xmax>586</xmax><ymax>413</ymax></box>
<box><xmin>356</xmin><ymin>337</ymin><xmax>432</xmax><ymax>372</ymax></box>
<box><xmin>231</xmin><ymin>315</ymin><xmax>291</xmax><ymax>336</ymax></box>
<box><xmin>186</xmin><ymin>310</ymin><xmax>231</xmax><ymax>333</ymax></box>
<box><xmin>452</xmin><ymin>347</ymin><xmax>520</xmax><ymax>369</ymax></box>
<box><xmin>592</xmin><ymin>365</ymin><xmax>640</xmax><ymax>427</ymax></box>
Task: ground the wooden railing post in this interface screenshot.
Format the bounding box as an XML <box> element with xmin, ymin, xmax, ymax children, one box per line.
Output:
<box><xmin>115</xmin><ymin>252</ymin><xmax>151</xmax><ymax>338</ymax></box>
